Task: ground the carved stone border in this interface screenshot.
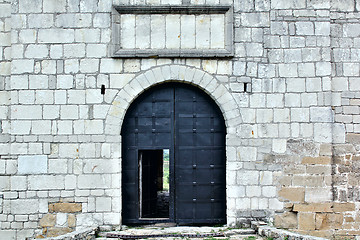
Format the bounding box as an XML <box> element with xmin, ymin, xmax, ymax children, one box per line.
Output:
<box><xmin>111</xmin><ymin>5</ymin><xmax>234</xmax><ymax>58</ymax></box>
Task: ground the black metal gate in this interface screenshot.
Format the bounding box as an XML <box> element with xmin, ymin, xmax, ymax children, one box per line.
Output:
<box><xmin>121</xmin><ymin>83</ymin><xmax>226</xmax><ymax>225</ymax></box>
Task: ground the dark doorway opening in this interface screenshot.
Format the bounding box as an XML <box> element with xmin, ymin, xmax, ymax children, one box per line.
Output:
<box><xmin>139</xmin><ymin>149</ymin><xmax>170</xmax><ymax>219</ymax></box>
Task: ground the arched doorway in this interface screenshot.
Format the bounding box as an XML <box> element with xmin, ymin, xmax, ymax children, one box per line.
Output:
<box><xmin>121</xmin><ymin>82</ymin><xmax>226</xmax><ymax>225</ymax></box>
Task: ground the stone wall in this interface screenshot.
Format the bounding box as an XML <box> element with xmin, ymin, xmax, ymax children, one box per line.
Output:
<box><xmin>0</xmin><ymin>0</ymin><xmax>11</xmax><ymax>204</ymax></box>
<box><xmin>0</xmin><ymin>0</ymin><xmax>12</xmax><ymax>238</ymax></box>
<box><xmin>0</xmin><ymin>0</ymin><xmax>359</xmax><ymax>239</ymax></box>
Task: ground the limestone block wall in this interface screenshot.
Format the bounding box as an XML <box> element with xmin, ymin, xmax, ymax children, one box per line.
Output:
<box><xmin>0</xmin><ymin>1</ymin><xmax>11</xmax><ymax>238</ymax></box>
<box><xmin>0</xmin><ymin>0</ymin><xmax>359</xmax><ymax>239</ymax></box>
<box><xmin>268</xmin><ymin>2</ymin><xmax>360</xmax><ymax>239</ymax></box>
<box><xmin>0</xmin><ymin>0</ymin><xmax>11</xmax><ymax>186</ymax></box>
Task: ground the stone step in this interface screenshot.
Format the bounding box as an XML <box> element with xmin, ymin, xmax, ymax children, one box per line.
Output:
<box><xmin>96</xmin><ymin>226</ymin><xmax>259</xmax><ymax>239</ymax></box>
<box><xmin>97</xmin><ymin>236</ymin><xmax>259</xmax><ymax>240</ymax></box>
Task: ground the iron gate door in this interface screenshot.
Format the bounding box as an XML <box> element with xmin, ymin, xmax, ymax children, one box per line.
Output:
<box><xmin>121</xmin><ymin>83</ymin><xmax>226</xmax><ymax>224</ymax></box>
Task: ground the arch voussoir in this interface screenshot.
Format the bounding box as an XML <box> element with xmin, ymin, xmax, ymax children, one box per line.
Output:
<box><xmin>104</xmin><ymin>65</ymin><xmax>242</xmax><ymax>135</ymax></box>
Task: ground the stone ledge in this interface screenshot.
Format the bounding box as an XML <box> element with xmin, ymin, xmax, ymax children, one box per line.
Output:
<box><xmin>31</xmin><ymin>227</ymin><xmax>98</xmax><ymax>240</ymax></box>
<box><xmin>113</xmin><ymin>5</ymin><xmax>231</xmax><ymax>14</ymax></box>
<box><xmin>252</xmin><ymin>221</ymin><xmax>327</xmax><ymax>240</ymax></box>
<box><xmin>112</xmin><ymin>47</ymin><xmax>234</xmax><ymax>58</ymax></box>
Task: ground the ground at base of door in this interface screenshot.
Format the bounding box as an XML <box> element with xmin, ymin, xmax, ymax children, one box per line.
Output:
<box><xmin>96</xmin><ymin>226</ymin><xmax>263</xmax><ymax>240</ymax></box>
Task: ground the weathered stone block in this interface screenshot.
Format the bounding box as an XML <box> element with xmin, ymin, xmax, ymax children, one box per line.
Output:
<box><xmin>11</xmin><ymin>199</ymin><xmax>39</xmax><ymax>214</ymax></box>
<box><xmin>10</xmin><ymin>176</ymin><xmax>27</xmax><ymax>191</ymax></box>
<box><xmin>279</xmin><ymin>64</ymin><xmax>298</xmax><ymax>77</ymax></box>
<box><xmin>307</xmin><ymin>165</ymin><xmax>331</xmax><ymax>175</ymax></box>
<box><xmin>314</xmin><ymin>123</ymin><xmax>333</xmax><ymax>143</ymax></box>
<box><xmin>56</xmin><ymin>212</ymin><xmax>67</xmax><ymax>227</ymax></box>
<box><xmin>298</xmin><ymin>63</ymin><xmax>315</xmax><ymax>77</ymax></box>
<box><xmin>315</xmin><ymin>62</ymin><xmax>331</xmax><ymax>76</ymax></box>
<box><xmin>319</xmin><ymin>144</ymin><xmax>332</xmax><ymax>156</ymax></box>
<box><xmin>136</xmin><ymin>15</ymin><xmax>150</xmax><ymax>49</ymax></box>
<box><xmin>271</xmin><ymin>22</ymin><xmax>288</xmax><ymax>35</ymax></box>
<box><xmin>284</xmin><ymin>49</ymin><xmax>302</xmax><ymax>63</ymax></box>
<box><xmin>245</xmin><ymin>43</ymin><xmax>263</xmax><ymax>57</ymax></box>
<box><xmin>299</xmin><ymin>212</ymin><xmax>316</xmax><ymax>230</ymax></box>
<box><xmin>315</xmin><ymin>213</ymin><xmax>343</xmax><ymax>230</ymax></box>
<box><xmin>246</xmin><ymin>186</ymin><xmax>261</xmax><ymax>197</ymax></box>
<box><xmin>315</xmin><ymin>22</ymin><xmax>330</xmax><ymax>36</ymax></box>
<box><xmin>39</xmin><ymin>214</ymin><xmax>56</xmax><ymax>227</ymax></box>
<box><xmin>46</xmin><ymin>227</ymin><xmax>73</xmax><ymax>237</ymax></box>
<box><xmin>262</xmin><ymin>186</ymin><xmax>276</xmax><ymax>197</ymax></box>
<box><xmin>269</xmin><ymin>198</ymin><xmax>284</xmax><ymax>210</ymax></box>
<box><xmin>293</xmin><ymin>203</ymin><xmax>333</xmax><ymax>212</ymax></box>
<box><xmin>0</xmin><ymin>3</ymin><xmax>11</xmax><ymax>18</ymax></box>
<box><xmin>237</xmin><ymin>147</ymin><xmax>257</xmax><ymax>162</ymax></box>
<box><xmin>331</xmin><ymin>0</ymin><xmax>354</xmax><ymax>11</ymax></box>
<box><xmin>57</xmin><ymin>75</ymin><xmax>74</xmax><ymax>89</ymax></box>
<box><xmin>302</xmin><ymin>156</ymin><xmax>331</xmax><ymax>165</ymax></box>
<box><xmin>11</xmin><ymin>59</ymin><xmax>34</xmax><ymax>74</ymax></box>
<box><xmin>84</xmin><ymin>120</ymin><xmax>103</xmax><ymax>134</ymax></box>
<box><xmin>287</xmin><ymin>139</ymin><xmax>319</xmax><ymax>156</ymax></box>
<box><xmin>39</xmin><ymin>29</ymin><xmax>74</xmax><ymax>43</ymax></box>
<box><xmin>291</xmin><ymin>108</ymin><xmax>309</xmax><ymax>122</ymax></box>
<box><xmin>272</xmin><ymin>139</ymin><xmax>287</xmax><ymax>153</ymax></box>
<box><xmin>333</xmin><ymin>203</ymin><xmax>355</xmax><ymax>212</ymax></box>
<box><xmin>228</xmin><ymin>185</ymin><xmax>245</xmax><ymax>198</ymax></box>
<box><xmin>279</xmin><ymin>187</ymin><xmax>305</xmax><ymax>202</ymax></box>
<box><xmin>306</xmin><ymin>176</ymin><xmax>324</xmax><ymax>187</ymax></box>
<box><xmin>333</xmin><ymin>123</ymin><xmax>346</xmax><ymax>144</ymax></box>
<box><xmin>274</xmin><ymin>212</ymin><xmax>298</xmax><ymax>229</ymax></box>
<box><xmin>271</xmin><ymin>0</ymin><xmax>306</xmax><ymax>9</ymax></box>
<box><xmin>28</xmin><ymin>175</ymin><xmax>64</xmax><ymax>190</ymax></box>
<box><xmin>78</xmin><ymin>174</ymin><xmax>111</xmax><ymax>189</ymax></box>
<box><xmin>256</xmin><ymin>109</ymin><xmax>273</xmax><ymax>123</ymax></box>
<box><xmin>75</xmin><ymin>29</ymin><xmax>100</xmax><ymax>43</ymax></box>
<box><xmin>0</xmin><ymin>230</ymin><xmax>16</xmax><ymax>240</ymax></box>
<box><xmin>167</xmin><ymin>14</ymin><xmax>181</xmax><ymax>48</ymax></box>
<box><xmin>68</xmin><ymin>214</ymin><xmax>76</xmax><ymax>228</ymax></box>
<box><xmin>210</xmin><ymin>14</ymin><xmax>225</xmax><ymax>49</ymax></box>
<box><xmin>308</xmin><ymin>0</ymin><xmax>330</xmax><ymax>9</ymax></box>
<box><xmin>346</xmin><ymin>133</ymin><xmax>360</xmax><ymax>144</ymax></box>
<box><xmin>237</xmin><ymin>170</ymin><xmax>259</xmax><ymax>185</ymax></box>
<box><xmin>94</xmin><ymin>13</ymin><xmax>110</xmax><ymax>28</ymax></box>
<box><xmin>64</xmin><ymin>44</ymin><xmax>86</xmax><ymax>59</ymax></box>
<box><xmin>43</xmin><ymin>0</ymin><xmax>66</xmax><ymax>12</ymax></box>
<box><xmin>333</xmin><ymin>144</ymin><xmax>356</xmax><ymax>155</ymax></box>
<box><xmin>100</xmin><ymin>59</ymin><xmax>123</xmax><ymax>73</ymax></box>
<box><xmin>49</xmin><ymin>203</ymin><xmax>82</xmax><ymax>213</ymax></box>
<box><xmin>19</xmin><ymin>0</ymin><xmax>42</xmax><ymax>13</ymax></box>
<box><xmin>25</xmin><ymin>44</ymin><xmax>49</xmax><ymax>58</ymax></box>
<box><xmin>241</xmin><ymin>13</ymin><xmax>269</xmax><ymax>27</ymax></box>
<box><xmin>305</xmin><ymin>188</ymin><xmax>332</xmax><ymax>202</ymax></box>
<box><xmin>96</xmin><ymin>197</ymin><xmax>112</xmax><ymax>212</ymax></box>
<box><xmin>343</xmin><ymin>63</ymin><xmax>360</xmax><ymax>77</ymax></box>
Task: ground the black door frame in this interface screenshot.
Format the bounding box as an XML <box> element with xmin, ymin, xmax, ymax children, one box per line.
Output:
<box><xmin>121</xmin><ymin>83</ymin><xmax>226</xmax><ymax>225</ymax></box>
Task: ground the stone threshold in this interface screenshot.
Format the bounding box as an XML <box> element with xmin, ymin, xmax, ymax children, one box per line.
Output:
<box><xmin>98</xmin><ymin>225</ymin><xmax>256</xmax><ymax>239</ymax></box>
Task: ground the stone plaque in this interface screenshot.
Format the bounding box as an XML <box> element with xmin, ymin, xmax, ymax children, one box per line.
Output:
<box><xmin>112</xmin><ymin>5</ymin><xmax>233</xmax><ymax>57</ymax></box>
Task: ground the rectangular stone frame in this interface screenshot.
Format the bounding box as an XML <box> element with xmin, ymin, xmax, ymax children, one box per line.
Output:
<box><xmin>111</xmin><ymin>5</ymin><xmax>234</xmax><ymax>58</ymax></box>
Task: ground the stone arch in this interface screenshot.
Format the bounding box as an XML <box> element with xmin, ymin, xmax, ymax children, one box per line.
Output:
<box><xmin>104</xmin><ymin>64</ymin><xmax>242</xmax><ymax>135</ymax></box>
